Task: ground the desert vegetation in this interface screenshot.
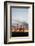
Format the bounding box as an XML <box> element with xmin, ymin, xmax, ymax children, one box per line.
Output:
<box><xmin>10</xmin><ymin>22</ymin><xmax>28</xmax><ymax>32</ymax></box>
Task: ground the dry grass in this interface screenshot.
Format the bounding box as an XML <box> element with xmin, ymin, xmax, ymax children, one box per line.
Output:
<box><xmin>10</xmin><ymin>28</ymin><xmax>28</xmax><ymax>32</ymax></box>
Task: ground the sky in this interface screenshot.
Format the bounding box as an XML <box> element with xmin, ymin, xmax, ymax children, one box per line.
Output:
<box><xmin>11</xmin><ymin>7</ymin><xmax>32</xmax><ymax>29</ymax></box>
<box><xmin>11</xmin><ymin>8</ymin><xmax>28</xmax><ymax>25</ymax></box>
